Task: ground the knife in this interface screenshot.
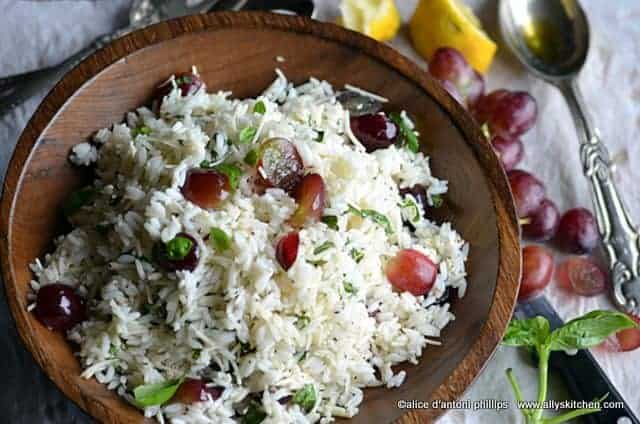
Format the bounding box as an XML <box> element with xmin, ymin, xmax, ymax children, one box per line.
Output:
<box><xmin>515</xmin><ymin>296</ymin><xmax>639</xmax><ymax>423</ymax></box>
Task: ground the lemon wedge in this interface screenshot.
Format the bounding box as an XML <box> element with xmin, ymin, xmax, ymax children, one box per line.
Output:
<box><xmin>409</xmin><ymin>0</ymin><xmax>497</xmax><ymax>73</ymax></box>
<box><xmin>339</xmin><ymin>0</ymin><xmax>401</xmax><ymax>42</ymax></box>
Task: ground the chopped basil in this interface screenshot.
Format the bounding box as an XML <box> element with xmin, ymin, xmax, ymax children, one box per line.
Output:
<box><xmin>347</xmin><ymin>204</ymin><xmax>393</xmax><ymax>235</ymax></box>
<box><xmin>166</xmin><ymin>236</ymin><xmax>193</xmax><ymax>260</ymax></box>
<box><xmin>192</xmin><ymin>349</ymin><xmax>201</xmax><ymax>360</ymax></box>
<box><xmin>133</xmin><ymin>378</ymin><xmax>183</xmax><ymax>407</ymax></box>
<box><xmin>343</xmin><ymin>281</ymin><xmax>357</xmax><ymax>294</ymax></box>
<box><xmin>313</xmin><ymin>241</ymin><xmax>334</xmax><ymax>255</ymax></box>
<box><xmin>350</xmin><ymin>248</ymin><xmax>364</xmax><ymax>263</ymax></box>
<box><xmin>297</xmin><ymin>350</ymin><xmax>307</xmax><ymax>362</ymax></box>
<box><xmin>295</xmin><ymin>314</ymin><xmax>310</xmax><ymax>330</ymax></box>
<box><xmin>131</xmin><ymin>125</ymin><xmax>151</xmax><ymax>138</ymax></box>
<box><xmin>399</xmin><ymin>197</ymin><xmax>421</xmax><ymax>223</ymax></box>
<box><xmin>175</xmin><ymin>75</ymin><xmax>192</xmax><ymax>85</ymax></box>
<box><xmin>239</xmin><ymin>126</ymin><xmax>257</xmax><ymax>144</ymax></box>
<box><xmin>306</xmin><ymin>259</ymin><xmax>327</xmax><ymax>267</ymax></box>
<box><xmin>209</xmin><ymin>227</ymin><xmax>231</xmax><ymax>252</ymax></box>
<box><xmin>215</xmin><ymin>163</ymin><xmax>243</xmax><ymax>190</ymax></box>
<box><xmin>243</xmin><ymin>402</ymin><xmax>266</xmax><ymax>424</ymax></box>
<box><xmin>244</xmin><ymin>149</ymin><xmax>258</xmax><ymax>166</ymax></box>
<box><xmin>315</xmin><ymin>130</ymin><xmax>324</xmax><ymax>142</ymax></box>
<box><xmin>321</xmin><ymin>215</ymin><xmax>338</xmax><ymax>230</ymax></box>
<box><xmin>253</xmin><ymin>100</ymin><xmax>266</xmax><ymax>114</ymax></box>
<box><xmin>389</xmin><ymin>112</ymin><xmax>419</xmax><ymax>153</ymax></box>
<box><xmin>431</xmin><ymin>194</ymin><xmax>444</xmax><ymax>208</ymax></box>
<box><xmin>292</xmin><ymin>384</ymin><xmax>316</xmax><ymax>412</ymax></box>
<box><xmin>109</xmin><ymin>344</ymin><xmax>118</xmax><ymax>356</ymax></box>
<box><xmin>63</xmin><ymin>187</ymin><xmax>97</xmax><ymax>217</ymax></box>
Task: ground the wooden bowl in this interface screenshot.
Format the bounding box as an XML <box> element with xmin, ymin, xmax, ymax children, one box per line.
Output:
<box><xmin>0</xmin><ymin>12</ymin><xmax>520</xmax><ymax>424</ymax></box>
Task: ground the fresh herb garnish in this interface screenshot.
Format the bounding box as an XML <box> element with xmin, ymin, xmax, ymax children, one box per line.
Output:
<box><xmin>63</xmin><ymin>187</ymin><xmax>97</xmax><ymax>217</ymax></box>
<box><xmin>306</xmin><ymin>259</ymin><xmax>327</xmax><ymax>267</ymax></box>
<box><xmin>253</xmin><ymin>100</ymin><xmax>266</xmax><ymax>114</ymax></box>
<box><xmin>292</xmin><ymin>384</ymin><xmax>316</xmax><ymax>412</ymax></box>
<box><xmin>399</xmin><ymin>197</ymin><xmax>421</xmax><ymax>223</ymax></box>
<box><xmin>313</xmin><ymin>241</ymin><xmax>334</xmax><ymax>255</ymax></box>
<box><xmin>133</xmin><ymin>378</ymin><xmax>183</xmax><ymax>407</ymax></box>
<box><xmin>244</xmin><ymin>149</ymin><xmax>258</xmax><ymax>166</ymax></box>
<box><xmin>242</xmin><ymin>401</ymin><xmax>266</xmax><ymax>424</ymax></box>
<box><xmin>209</xmin><ymin>227</ymin><xmax>231</xmax><ymax>252</ymax></box>
<box><xmin>239</xmin><ymin>126</ymin><xmax>257</xmax><ymax>144</ymax></box>
<box><xmin>295</xmin><ymin>314</ymin><xmax>310</xmax><ymax>330</ymax></box>
<box><xmin>389</xmin><ymin>112</ymin><xmax>419</xmax><ymax>153</ymax></box>
<box><xmin>131</xmin><ymin>125</ymin><xmax>151</xmax><ymax>139</ymax></box>
<box><xmin>431</xmin><ymin>194</ymin><xmax>444</xmax><ymax>208</ymax></box>
<box><xmin>165</xmin><ymin>236</ymin><xmax>193</xmax><ymax>260</ymax></box>
<box><xmin>175</xmin><ymin>75</ymin><xmax>192</xmax><ymax>86</ymax></box>
<box><xmin>350</xmin><ymin>248</ymin><xmax>364</xmax><ymax>264</ymax></box>
<box><xmin>297</xmin><ymin>351</ymin><xmax>307</xmax><ymax>362</ymax></box>
<box><xmin>347</xmin><ymin>204</ymin><xmax>393</xmax><ymax>235</ymax></box>
<box><xmin>321</xmin><ymin>215</ymin><xmax>338</xmax><ymax>230</ymax></box>
<box><xmin>343</xmin><ymin>281</ymin><xmax>357</xmax><ymax>294</ymax></box>
<box><xmin>215</xmin><ymin>163</ymin><xmax>243</xmax><ymax>190</ymax></box>
<box><xmin>315</xmin><ymin>130</ymin><xmax>325</xmax><ymax>143</ymax></box>
<box><xmin>503</xmin><ymin>310</ymin><xmax>637</xmax><ymax>423</ymax></box>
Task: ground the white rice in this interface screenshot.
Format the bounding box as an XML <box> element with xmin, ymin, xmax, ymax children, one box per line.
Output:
<box><xmin>31</xmin><ymin>70</ymin><xmax>468</xmax><ymax>423</ymax></box>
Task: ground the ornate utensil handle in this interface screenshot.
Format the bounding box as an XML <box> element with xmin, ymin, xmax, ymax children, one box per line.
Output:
<box><xmin>558</xmin><ymin>78</ymin><xmax>640</xmax><ymax>314</ymax></box>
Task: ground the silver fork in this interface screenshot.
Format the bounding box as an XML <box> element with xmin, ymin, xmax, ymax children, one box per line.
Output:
<box><xmin>0</xmin><ymin>0</ymin><xmax>224</xmax><ymax>116</ymax></box>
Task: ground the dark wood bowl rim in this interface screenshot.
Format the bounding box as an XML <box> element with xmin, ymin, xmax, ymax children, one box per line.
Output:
<box><xmin>0</xmin><ymin>11</ymin><xmax>520</xmax><ymax>423</ymax></box>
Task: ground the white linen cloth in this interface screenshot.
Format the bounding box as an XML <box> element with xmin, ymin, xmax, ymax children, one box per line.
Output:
<box><xmin>0</xmin><ymin>0</ymin><xmax>638</xmax><ymax>422</ymax></box>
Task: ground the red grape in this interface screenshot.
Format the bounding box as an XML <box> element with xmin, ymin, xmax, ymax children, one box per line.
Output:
<box><xmin>615</xmin><ymin>315</ymin><xmax>640</xmax><ymax>352</ymax></box>
<box><xmin>34</xmin><ymin>283</ymin><xmax>85</xmax><ymax>332</ymax></box>
<box><xmin>428</xmin><ymin>47</ymin><xmax>485</xmax><ymax>107</ymax></box>
<box><xmin>155</xmin><ymin>72</ymin><xmax>204</xmax><ymax>100</ymax></box>
<box><xmin>556</xmin><ymin>256</ymin><xmax>607</xmax><ymax>296</ymax></box>
<box><xmin>289</xmin><ymin>174</ymin><xmax>326</xmax><ymax>227</ymax></box>
<box><xmin>473</xmin><ymin>90</ymin><xmax>537</xmax><ymax>137</ymax></box>
<box><xmin>276</xmin><ymin>231</ymin><xmax>299</xmax><ymax>271</ymax></box>
<box><xmin>507</xmin><ymin>169</ymin><xmax>546</xmax><ymax>218</ymax></box>
<box><xmin>173</xmin><ymin>379</ymin><xmax>223</xmax><ymax>404</ymax></box>
<box><xmin>153</xmin><ymin>233</ymin><xmax>199</xmax><ymax>272</ymax></box>
<box><xmin>256</xmin><ymin>138</ymin><xmax>304</xmax><ymax>194</ymax></box>
<box><xmin>491</xmin><ymin>135</ymin><xmax>523</xmax><ymax>171</ymax></box>
<box><xmin>519</xmin><ymin>245</ymin><xmax>554</xmax><ymax>301</ymax></box>
<box><xmin>350</xmin><ymin>113</ymin><xmax>399</xmax><ymax>153</ymax></box>
<box><xmin>555</xmin><ymin>208</ymin><xmax>599</xmax><ymax>253</ymax></box>
<box><xmin>522</xmin><ymin>198</ymin><xmax>559</xmax><ymax>241</ymax></box>
<box><xmin>385</xmin><ymin>249</ymin><xmax>437</xmax><ymax>296</ymax></box>
<box><xmin>181</xmin><ymin>169</ymin><xmax>230</xmax><ymax>209</ymax></box>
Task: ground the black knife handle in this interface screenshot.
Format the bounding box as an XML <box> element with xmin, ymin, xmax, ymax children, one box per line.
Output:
<box><xmin>516</xmin><ymin>297</ymin><xmax>639</xmax><ymax>424</ymax></box>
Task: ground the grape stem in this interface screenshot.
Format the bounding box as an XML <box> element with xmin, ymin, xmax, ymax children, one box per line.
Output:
<box><xmin>542</xmin><ymin>406</ymin><xmax>601</xmax><ymax>424</ymax></box>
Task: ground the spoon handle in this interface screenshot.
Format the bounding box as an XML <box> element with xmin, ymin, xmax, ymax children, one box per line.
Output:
<box><xmin>558</xmin><ymin>78</ymin><xmax>640</xmax><ymax>314</ymax></box>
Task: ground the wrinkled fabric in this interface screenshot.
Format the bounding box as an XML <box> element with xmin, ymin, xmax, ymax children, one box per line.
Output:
<box><xmin>0</xmin><ymin>0</ymin><xmax>638</xmax><ymax>422</ymax></box>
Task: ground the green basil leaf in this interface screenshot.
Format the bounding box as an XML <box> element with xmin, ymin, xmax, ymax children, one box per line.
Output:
<box><xmin>253</xmin><ymin>100</ymin><xmax>266</xmax><ymax>114</ymax></box>
<box><xmin>215</xmin><ymin>163</ymin><xmax>243</xmax><ymax>190</ymax></box>
<box><xmin>313</xmin><ymin>241</ymin><xmax>334</xmax><ymax>255</ymax></box>
<box><xmin>209</xmin><ymin>227</ymin><xmax>231</xmax><ymax>252</ymax></box>
<box><xmin>347</xmin><ymin>204</ymin><xmax>393</xmax><ymax>235</ymax></box>
<box><xmin>166</xmin><ymin>236</ymin><xmax>193</xmax><ymax>260</ymax></box>
<box><xmin>63</xmin><ymin>187</ymin><xmax>97</xmax><ymax>217</ymax></box>
<box><xmin>389</xmin><ymin>112</ymin><xmax>419</xmax><ymax>153</ymax></box>
<box><xmin>292</xmin><ymin>384</ymin><xmax>316</xmax><ymax>412</ymax></box>
<box><xmin>431</xmin><ymin>194</ymin><xmax>444</xmax><ymax>208</ymax></box>
<box><xmin>133</xmin><ymin>378</ymin><xmax>183</xmax><ymax>407</ymax></box>
<box><xmin>306</xmin><ymin>259</ymin><xmax>327</xmax><ymax>267</ymax></box>
<box><xmin>502</xmin><ymin>316</ymin><xmax>550</xmax><ymax>348</ymax></box>
<box><xmin>244</xmin><ymin>149</ymin><xmax>258</xmax><ymax>166</ymax></box>
<box><xmin>343</xmin><ymin>281</ymin><xmax>357</xmax><ymax>294</ymax></box>
<box><xmin>242</xmin><ymin>401</ymin><xmax>266</xmax><ymax>424</ymax></box>
<box><xmin>315</xmin><ymin>130</ymin><xmax>324</xmax><ymax>143</ymax></box>
<box><xmin>295</xmin><ymin>314</ymin><xmax>310</xmax><ymax>330</ymax></box>
<box><xmin>131</xmin><ymin>125</ymin><xmax>151</xmax><ymax>138</ymax></box>
<box><xmin>349</xmin><ymin>248</ymin><xmax>364</xmax><ymax>264</ymax></box>
<box><xmin>321</xmin><ymin>215</ymin><xmax>338</xmax><ymax>230</ymax></box>
<box><xmin>399</xmin><ymin>197</ymin><xmax>421</xmax><ymax>223</ymax></box>
<box><xmin>239</xmin><ymin>126</ymin><xmax>257</xmax><ymax>144</ymax></box>
<box><xmin>548</xmin><ymin>310</ymin><xmax>637</xmax><ymax>351</ymax></box>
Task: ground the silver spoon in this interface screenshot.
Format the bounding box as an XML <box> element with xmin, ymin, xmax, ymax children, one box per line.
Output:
<box><xmin>499</xmin><ymin>0</ymin><xmax>640</xmax><ymax>315</ymax></box>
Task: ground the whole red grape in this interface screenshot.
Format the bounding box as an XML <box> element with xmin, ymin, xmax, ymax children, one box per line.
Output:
<box><xmin>555</xmin><ymin>208</ymin><xmax>599</xmax><ymax>253</ymax></box>
<box><xmin>491</xmin><ymin>135</ymin><xmax>524</xmax><ymax>171</ymax></box>
<box><xmin>522</xmin><ymin>198</ymin><xmax>560</xmax><ymax>241</ymax></box>
<box><xmin>519</xmin><ymin>245</ymin><xmax>554</xmax><ymax>301</ymax></box>
<box><xmin>428</xmin><ymin>47</ymin><xmax>485</xmax><ymax>107</ymax></box>
<box><xmin>34</xmin><ymin>283</ymin><xmax>86</xmax><ymax>332</ymax></box>
<box><xmin>507</xmin><ymin>169</ymin><xmax>546</xmax><ymax>218</ymax></box>
<box><xmin>474</xmin><ymin>90</ymin><xmax>537</xmax><ymax>137</ymax></box>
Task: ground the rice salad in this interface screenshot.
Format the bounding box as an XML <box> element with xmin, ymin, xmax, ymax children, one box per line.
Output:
<box><xmin>29</xmin><ymin>69</ymin><xmax>468</xmax><ymax>423</ymax></box>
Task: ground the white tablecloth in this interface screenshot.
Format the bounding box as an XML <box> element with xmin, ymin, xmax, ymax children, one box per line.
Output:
<box><xmin>1</xmin><ymin>0</ymin><xmax>639</xmax><ymax>422</ymax></box>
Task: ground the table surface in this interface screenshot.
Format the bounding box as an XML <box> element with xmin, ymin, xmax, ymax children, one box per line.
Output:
<box><xmin>1</xmin><ymin>0</ymin><xmax>639</xmax><ymax>423</ymax></box>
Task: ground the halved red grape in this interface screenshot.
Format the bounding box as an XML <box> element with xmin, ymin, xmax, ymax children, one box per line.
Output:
<box><xmin>556</xmin><ymin>256</ymin><xmax>607</xmax><ymax>296</ymax></box>
<box><xmin>181</xmin><ymin>169</ymin><xmax>230</xmax><ymax>209</ymax></box>
<box><xmin>555</xmin><ymin>208</ymin><xmax>599</xmax><ymax>253</ymax></box>
<box><xmin>153</xmin><ymin>233</ymin><xmax>199</xmax><ymax>272</ymax></box>
<box><xmin>507</xmin><ymin>169</ymin><xmax>545</xmax><ymax>218</ymax></box>
<box><xmin>385</xmin><ymin>249</ymin><xmax>437</xmax><ymax>296</ymax></box>
<box><xmin>289</xmin><ymin>173</ymin><xmax>326</xmax><ymax>227</ymax></box>
<box><xmin>522</xmin><ymin>198</ymin><xmax>559</xmax><ymax>241</ymax></box>
<box><xmin>473</xmin><ymin>90</ymin><xmax>537</xmax><ymax>137</ymax></box>
<box><xmin>428</xmin><ymin>47</ymin><xmax>485</xmax><ymax>107</ymax></box>
<box><xmin>256</xmin><ymin>138</ymin><xmax>304</xmax><ymax>193</ymax></box>
<box><xmin>350</xmin><ymin>113</ymin><xmax>399</xmax><ymax>153</ymax></box>
<box><xmin>172</xmin><ymin>379</ymin><xmax>223</xmax><ymax>404</ymax></box>
<box><xmin>276</xmin><ymin>231</ymin><xmax>299</xmax><ymax>271</ymax></box>
<box><xmin>615</xmin><ymin>315</ymin><xmax>640</xmax><ymax>352</ymax></box>
<box><xmin>156</xmin><ymin>72</ymin><xmax>204</xmax><ymax>101</ymax></box>
<box><xmin>491</xmin><ymin>135</ymin><xmax>523</xmax><ymax>171</ymax></box>
<box><xmin>34</xmin><ymin>283</ymin><xmax>85</xmax><ymax>332</ymax></box>
<box><xmin>519</xmin><ymin>245</ymin><xmax>554</xmax><ymax>301</ymax></box>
